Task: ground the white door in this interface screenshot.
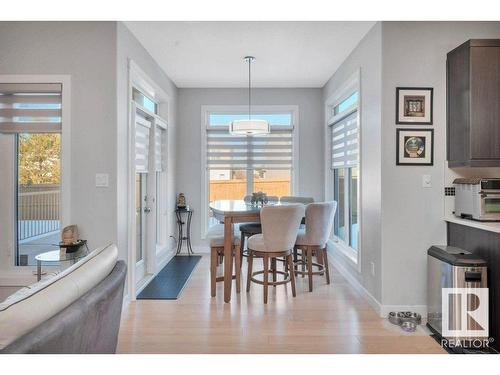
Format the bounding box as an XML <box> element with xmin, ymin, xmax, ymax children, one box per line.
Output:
<box><xmin>133</xmin><ymin>107</ymin><xmax>154</xmax><ymax>287</ymax></box>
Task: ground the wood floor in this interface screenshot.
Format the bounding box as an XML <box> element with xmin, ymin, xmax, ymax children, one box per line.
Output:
<box><xmin>117</xmin><ymin>255</ymin><xmax>445</xmax><ymax>354</ymax></box>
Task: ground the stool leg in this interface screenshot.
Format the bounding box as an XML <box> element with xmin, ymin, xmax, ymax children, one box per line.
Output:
<box><xmin>263</xmin><ymin>254</ymin><xmax>269</xmax><ymax>304</ymax></box>
<box><xmin>287</xmin><ymin>254</ymin><xmax>296</xmax><ymax>297</ymax></box>
<box><xmin>301</xmin><ymin>249</ymin><xmax>306</xmax><ymax>278</ymax></box>
<box><xmin>323</xmin><ymin>248</ymin><xmax>331</xmax><ymax>285</ymax></box>
<box><xmin>210</xmin><ymin>248</ymin><xmax>217</xmax><ymax>297</ymax></box>
<box><xmin>284</xmin><ymin>256</ymin><xmax>288</xmax><ymax>277</ymax></box>
<box><xmin>316</xmin><ymin>249</ymin><xmax>324</xmax><ymax>275</ymax></box>
<box><xmin>240</xmin><ymin>231</ymin><xmax>245</xmax><ymax>267</ymax></box>
<box><xmin>307</xmin><ymin>246</ymin><xmax>313</xmax><ymax>292</ymax></box>
<box><xmin>271</xmin><ymin>257</ymin><xmax>277</xmax><ymax>287</ymax></box>
<box><xmin>235</xmin><ymin>245</ymin><xmax>241</xmax><ymax>293</ymax></box>
<box><xmin>246</xmin><ymin>251</ymin><xmax>254</xmax><ymax>292</ymax></box>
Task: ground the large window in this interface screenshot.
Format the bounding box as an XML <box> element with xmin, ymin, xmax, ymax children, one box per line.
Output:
<box><xmin>0</xmin><ymin>83</ymin><xmax>62</xmax><ymax>266</ymax></box>
<box><xmin>329</xmin><ymin>83</ymin><xmax>359</xmax><ymax>254</ymax></box>
<box><xmin>205</xmin><ymin>109</ymin><xmax>296</xmax><ymax>228</ymax></box>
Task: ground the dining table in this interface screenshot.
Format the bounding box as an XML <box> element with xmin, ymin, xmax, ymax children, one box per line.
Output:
<box><xmin>209</xmin><ymin>199</ymin><xmax>276</xmax><ymax>303</ymax></box>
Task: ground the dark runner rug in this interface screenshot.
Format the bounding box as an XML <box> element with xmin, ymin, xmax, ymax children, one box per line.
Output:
<box><xmin>137</xmin><ymin>255</ymin><xmax>202</xmax><ymax>300</ymax></box>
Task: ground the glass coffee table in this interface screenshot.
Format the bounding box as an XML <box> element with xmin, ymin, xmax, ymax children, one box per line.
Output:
<box><xmin>35</xmin><ymin>247</ymin><xmax>89</xmax><ymax>281</ymax></box>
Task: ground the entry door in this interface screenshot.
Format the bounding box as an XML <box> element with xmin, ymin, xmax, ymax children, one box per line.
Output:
<box><xmin>134</xmin><ymin>106</ymin><xmax>154</xmax><ymax>287</ymax></box>
<box><xmin>135</xmin><ymin>172</ymin><xmax>150</xmax><ymax>281</ymax></box>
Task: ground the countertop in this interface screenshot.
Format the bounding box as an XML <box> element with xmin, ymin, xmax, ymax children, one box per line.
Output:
<box><xmin>445</xmin><ymin>215</ymin><xmax>500</xmax><ymax>234</ymax></box>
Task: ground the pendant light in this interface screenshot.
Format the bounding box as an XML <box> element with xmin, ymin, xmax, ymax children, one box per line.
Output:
<box><xmin>229</xmin><ymin>56</ymin><xmax>270</xmax><ymax>136</ymax></box>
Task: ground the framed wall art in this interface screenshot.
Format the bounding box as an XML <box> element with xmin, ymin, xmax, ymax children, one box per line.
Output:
<box><xmin>396</xmin><ymin>87</ymin><xmax>433</xmax><ymax>125</ymax></box>
<box><xmin>396</xmin><ymin>128</ymin><xmax>434</xmax><ymax>166</ymax></box>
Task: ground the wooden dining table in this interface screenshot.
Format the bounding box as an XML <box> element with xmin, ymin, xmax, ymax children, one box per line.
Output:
<box><xmin>209</xmin><ymin>200</ymin><xmax>269</xmax><ymax>303</ymax></box>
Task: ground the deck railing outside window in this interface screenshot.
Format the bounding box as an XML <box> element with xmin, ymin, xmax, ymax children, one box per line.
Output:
<box><xmin>17</xmin><ymin>186</ymin><xmax>60</xmax><ymax>242</ymax></box>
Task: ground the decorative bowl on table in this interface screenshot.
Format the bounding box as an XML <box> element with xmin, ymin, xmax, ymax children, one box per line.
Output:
<box><xmin>59</xmin><ymin>239</ymin><xmax>87</xmax><ymax>253</ymax></box>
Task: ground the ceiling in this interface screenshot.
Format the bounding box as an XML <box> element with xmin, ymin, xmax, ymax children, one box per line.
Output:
<box><xmin>124</xmin><ymin>21</ymin><xmax>375</xmax><ymax>88</ymax></box>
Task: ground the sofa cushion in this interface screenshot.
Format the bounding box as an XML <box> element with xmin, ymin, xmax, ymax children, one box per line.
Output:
<box><xmin>0</xmin><ymin>243</ymin><xmax>118</xmax><ymax>350</ymax></box>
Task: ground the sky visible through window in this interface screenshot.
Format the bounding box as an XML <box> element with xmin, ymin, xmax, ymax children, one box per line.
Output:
<box><xmin>334</xmin><ymin>92</ymin><xmax>358</xmax><ymax>115</ymax></box>
<box><xmin>209</xmin><ymin>113</ymin><xmax>292</xmax><ymax>126</ymax></box>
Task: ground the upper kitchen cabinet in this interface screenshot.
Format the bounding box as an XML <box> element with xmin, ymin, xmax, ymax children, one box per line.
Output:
<box><xmin>447</xmin><ymin>39</ymin><xmax>500</xmax><ymax>167</ymax></box>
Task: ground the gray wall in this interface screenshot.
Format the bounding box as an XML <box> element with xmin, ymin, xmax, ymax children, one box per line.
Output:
<box><xmin>0</xmin><ymin>22</ymin><xmax>118</xmax><ymax>274</ymax></box>
<box><xmin>380</xmin><ymin>21</ymin><xmax>500</xmax><ymax>307</ymax></box>
<box><xmin>322</xmin><ymin>21</ymin><xmax>500</xmax><ymax>311</ymax></box>
<box><xmin>0</xmin><ymin>23</ymin><xmax>179</xmax><ymax>296</ymax></box>
<box><xmin>322</xmin><ymin>23</ymin><xmax>383</xmax><ymax>302</ymax></box>
<box><xmin>177</xmin><ymin>88</ymin><xmax>324</xmax><ymax>247</ymax></box>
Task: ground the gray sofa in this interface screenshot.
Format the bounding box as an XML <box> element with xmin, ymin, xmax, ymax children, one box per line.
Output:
<box><xmin>0</xmin><ymin>244</ymin><xmax>126</xmax><ymax>354</ymax></box>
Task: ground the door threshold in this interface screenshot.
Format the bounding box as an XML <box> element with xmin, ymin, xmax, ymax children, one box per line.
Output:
<box><xmin>135</xmin><ymin>274</ymin><xmax>154</xmax><ymax>296</ymax></box>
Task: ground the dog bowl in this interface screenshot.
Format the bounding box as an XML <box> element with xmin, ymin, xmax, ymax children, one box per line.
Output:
<box><xmin>401</xmin><ymin>311</ymin><xmax>422</xmax><ymax>325</ymax></box>
<box><xmin>388</xmin><ymin>311</ymin><xmax>421</xmax><ymax>327</ymax></box>
<box><xmin>401</xmin><ymin>321</ymin><xmax>417</xmax><ymax>332</ymax></box>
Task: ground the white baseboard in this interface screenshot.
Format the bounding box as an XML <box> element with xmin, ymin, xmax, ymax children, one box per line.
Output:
<box><xmin>329</xmin><ymin>248</ymin><xmax>382</xmax><ymax>316</ymax></box>
<box><xmin>328</xmin><ymin>245</ymin><xmax>427</xmax><ymax>318</ymax></box>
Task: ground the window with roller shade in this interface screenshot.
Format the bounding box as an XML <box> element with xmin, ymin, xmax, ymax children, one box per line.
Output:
<box><xmin>206</xmin><ymin>111</ymin><xmax>294</xmax><ymax>226</ymax></box>
<box><xmin>0</xmin><ymin>83</ymin><xmax>62</xmax><ymax>266</ymax></box>
<box><xmin>329</xmin><ymin>90</ymin><xmax>359</xmax><ymax>251</ymax></box>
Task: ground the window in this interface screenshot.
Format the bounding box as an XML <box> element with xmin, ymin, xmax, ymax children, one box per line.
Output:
<box><xmin>205</xmin><ymin>108</ymin><xmax>296</xmax><ymax>229</ymax></box>
<box><xmin>133</xmin><ymin>87</ymin><xmax>158</xmax><ymax>114</ymax></box>
<box><xmin>0</xmin><ymin>83</ymin><xmax>62</xmax><ymax>266</ymax></box>
<box><xmin>329</xmin><ymin>85</ymin><xmax>359</xmax><ymax>253</ymax></box>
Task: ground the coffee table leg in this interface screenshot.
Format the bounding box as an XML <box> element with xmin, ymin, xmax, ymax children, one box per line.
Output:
<box><xmin>37</xmin><ymin>260</ymin><xmax>42</xmax><ymax>282</ymax></box>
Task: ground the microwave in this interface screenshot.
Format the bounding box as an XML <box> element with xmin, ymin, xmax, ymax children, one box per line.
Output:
<box><xmin>454</xmin><ymin>178</ymin><xmax>500</xmax><ymax>222</ymax></box>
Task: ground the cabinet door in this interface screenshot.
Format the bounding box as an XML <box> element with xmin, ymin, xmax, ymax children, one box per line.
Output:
<box><xmin>447</xmin><ymin>45</ymin><xmax>470</xmax><ymax>165</ymax></box>
<box><xmin>470</xmin><ymin>46</ymin><xmax>500</xmax><ymax>160</ymax></box>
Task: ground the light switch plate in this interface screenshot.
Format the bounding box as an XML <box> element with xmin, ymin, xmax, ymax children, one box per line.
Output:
<box><xmin>422</xmin><ymin>174</ymin><xmax>432</xmax><ymax>188</ymax></box>
<box><xmin>95</xmin><ymin>173</ymin><xmax>109</xmax><ymax>188</ymax></box>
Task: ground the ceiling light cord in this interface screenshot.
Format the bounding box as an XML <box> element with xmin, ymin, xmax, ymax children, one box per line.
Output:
<box><xmin>248</xmin><ymin>57</ymin><xmax>251</xmax><ymax>120</ymax></box>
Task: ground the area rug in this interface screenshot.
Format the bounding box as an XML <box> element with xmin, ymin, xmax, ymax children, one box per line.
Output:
<box><xmin>137</xmin><ymin>255</ymin><xmax>202</xmax><ymax>300</ymax></box>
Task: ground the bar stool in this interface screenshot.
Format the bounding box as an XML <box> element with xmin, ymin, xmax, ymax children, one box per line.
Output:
<box><xmin>239</xmin><ymin>195</ymin><xmax>279</xmax><ymax>260</ymax></box>
<box><xmin>210</xmin><ymin>236</ymin><xmax>241</xmax><ymax>297</ymax></box>
<box><xmin>294</xmin><ymin>201</ymin><xmax>337</xmax><ymax>292</ymax></box>
<box><xmin>246</xmin><ymin>204</ymin><xmax>304</xmax><ymax>303</ymax></box>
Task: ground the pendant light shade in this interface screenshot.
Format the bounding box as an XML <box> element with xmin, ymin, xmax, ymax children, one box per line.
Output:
<box><xmin>229</xmin><ymin>119</ymin><xmax>270</xmax><ymax>135</ymax></box>
<box><xmin>230</xmin><ymin>56</ymin><xmax>270</xmax><ymax>136</ymax></box>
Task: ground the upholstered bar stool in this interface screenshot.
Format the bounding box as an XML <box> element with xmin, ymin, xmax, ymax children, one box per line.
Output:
<box><xmin>280</xmin><ymin>196</ymin><xmax>314</xmax><ymax>263</ymax></box>
<box><xmin>239</xmin><ymin>195</ymin><xmax>279</xmax><ymax>261</ymax></box>
<box><xmin>246</xmin><ymin>204</ymin><xmax>304</xmax><ymax>303</ymax></box>
<box><xmin>210</xmin><ymin>236</ymin><xmax>241</xmax><ymax>297</ymax></box>
<box><xmin>294</xmin><ymin>201</ymin><xmax>337</xmax><ymax>292</ymax></box>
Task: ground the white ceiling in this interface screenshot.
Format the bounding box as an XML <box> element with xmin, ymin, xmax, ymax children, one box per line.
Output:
<box><xmin>124</xmin><ymin>21</ymin><xmax>375</xmax><ymax>88</ymax></box>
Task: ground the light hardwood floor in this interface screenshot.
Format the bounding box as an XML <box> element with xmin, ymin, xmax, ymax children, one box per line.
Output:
<box><xmin>117</xmin><ymin>255</ymin><xmax>445</xmax><ymax>354</ymax></box>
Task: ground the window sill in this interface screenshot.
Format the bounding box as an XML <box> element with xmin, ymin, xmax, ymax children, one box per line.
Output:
<box><xmin>330</xmin><ymin>237</ymin><xmax>359</xmax><ymax>268</ymax></box>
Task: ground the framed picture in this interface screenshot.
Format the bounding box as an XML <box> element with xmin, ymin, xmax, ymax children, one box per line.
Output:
<box><xmin>396</xmin><ymin>129</ymin><xmax>434</xmax><ymax>166</ymax></box>
<box><xmin>396</xmin><ymin>87</ymin><xmax>433</xmax><ymax>125</ymax></box>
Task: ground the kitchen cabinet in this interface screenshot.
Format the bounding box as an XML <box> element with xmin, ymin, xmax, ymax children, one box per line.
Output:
<box><xmin>447</xmin><ymin>39</ymin><xmax>500</xmax><ymax>167</ymax></box>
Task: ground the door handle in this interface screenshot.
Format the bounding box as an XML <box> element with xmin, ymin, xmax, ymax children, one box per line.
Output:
<box><xmin>144</xmin><ymin>207</ymin><xmax>151</xmax><ymax>213</ymax></box>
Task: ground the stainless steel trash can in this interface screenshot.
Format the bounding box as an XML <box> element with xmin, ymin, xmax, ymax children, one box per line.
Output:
<box><xmin>427</xmin><ymin>245</ymin><xmax>488</xmax><ymax>341</ymax></box>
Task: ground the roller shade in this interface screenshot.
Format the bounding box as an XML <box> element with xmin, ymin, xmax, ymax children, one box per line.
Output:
<box><xmin>207</xmin><ymin>127</ymin><xmax>293</xmax><ymax>170</ymax></box>
<box><xmin>0</xmin><ymin>83</ymin><xmax>62</xmax><ymax>133</ymax></box>
<box><xmin>330</xmin><ymin>110</ymin><xmax>358</xmax><ymax>169</ymax></box>
<box><xmin>135</xmin><ymin>111</ymin><xmax>151</xmax><ymax>173</ymax></box>
<box><xmin>155</xmin><ymin>119</ymin><xmax>167</xmax><ymax>172</ymax></box>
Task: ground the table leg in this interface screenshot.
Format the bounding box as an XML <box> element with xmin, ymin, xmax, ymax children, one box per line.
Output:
<box><xmin>37</xmin><ymin>260</ymin><xmax>42</xmax><ymax>282</ymax></box>
<box><xmin>187</xmin><ymin>211</ymin><xmax>194</xmax><ymax>255</ymax></box>
<box><xmin>223</xmin><ymin>217</ymin><xmax>233</xmax><ymax>303</ymax></box>
<box><xmin>176</xmin><ymin>211</ymin><xmax>183</xmax><ymax>255</ymax></box>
